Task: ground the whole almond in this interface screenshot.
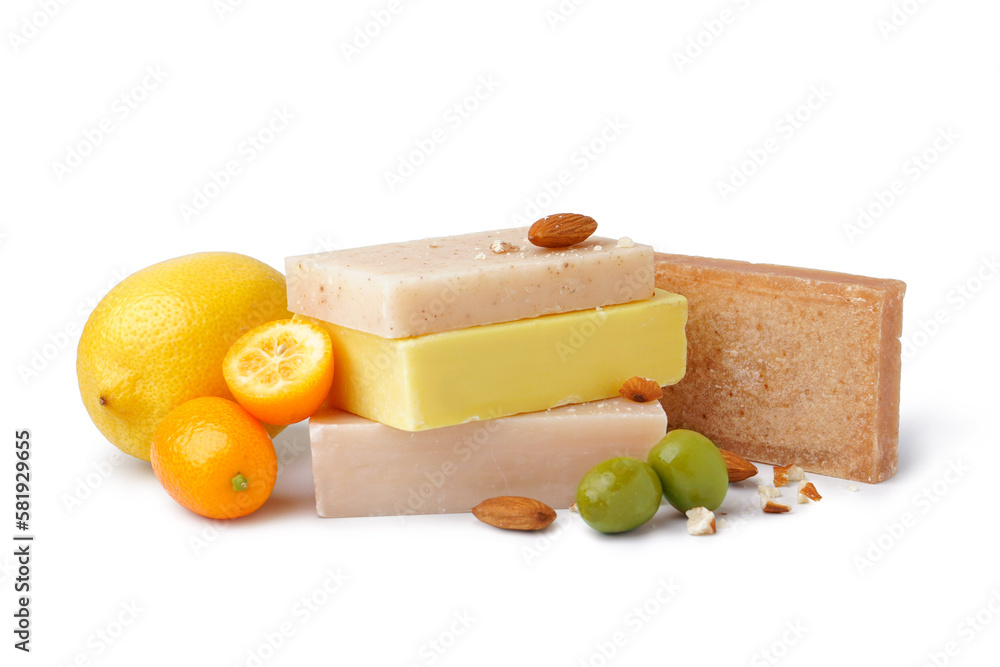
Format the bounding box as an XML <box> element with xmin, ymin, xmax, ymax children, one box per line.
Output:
<box><xmin>472</xmin><ymin>496</ymin><xmax>557</xmax><ymax>531</ymax></box>
<box><xmin>528</xmin><ymin>213</ymin><xmax>598</xmax><ymax>248</ymax></box>
<box><xmin>719</xmin><ymin>449</ymin><xmax>758</xmax><ymax>483</ymax></box>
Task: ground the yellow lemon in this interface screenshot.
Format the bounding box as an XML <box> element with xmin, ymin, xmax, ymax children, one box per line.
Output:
<box><xmin>77</xmin><ymin>252</ymin><xmax>291</xmax><ymax>460</ymax></box>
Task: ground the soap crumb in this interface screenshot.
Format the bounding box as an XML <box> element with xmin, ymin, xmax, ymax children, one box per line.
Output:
<box><xmin>593</xmin><ymin>245</ymin><xmax>603</xmax><ymax>252</ymax></box>
<box><xmin>845</xmin><ymin>484</ymin><xmax>860</xmax><ymax>492</ymax></box>
<box><xmin>474</xmin><ymin>252</ymin><xmax>486</xmax><ymax>260</ymax></box>
<box><xmin>490</xmin><ymin>240</ymin><xmax>512</xmax><ymax>254</ymax></box>
<box><xmin>616</xmin><ymin>237</ymin><xmax>634</xmax><ymax>248</ymax></box>
<box><xmin>428</xmin><ymin>242</ymin><xmax>440</xmax><ymax>248</ymax></box>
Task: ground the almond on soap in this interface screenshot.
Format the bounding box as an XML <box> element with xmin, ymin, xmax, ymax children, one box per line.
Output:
<box><xmin>528</xmin><ymin>213</ymin><xmax>598</xmax><ymax>248</ymax></box>
<box><xmin>619</xmin><ymin>376</ymin><xmax>663</xmax><ymax>403</ymax></box>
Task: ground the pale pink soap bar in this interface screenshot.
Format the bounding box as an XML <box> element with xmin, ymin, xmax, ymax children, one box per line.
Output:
<box><xmin>286</xmin><ymin>228</ymin><xmax>654</xmax><ymax>338</ymax></box>
<box><xmin>309</xmin><ymin>398</ymin><xmax>667</xmax><ymax>518</ymax></box>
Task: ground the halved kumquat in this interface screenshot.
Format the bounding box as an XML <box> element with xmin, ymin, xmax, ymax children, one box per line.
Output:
<box><xmin>223</xmin><ymin>319</ymin><xmax>334</xmax><ymax>425</ymax></box>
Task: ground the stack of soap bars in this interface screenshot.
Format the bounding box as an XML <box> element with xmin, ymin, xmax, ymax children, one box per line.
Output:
<box><xmin>285</xmin><ymin>229</ymin><xmax>688</xmax><ymax>517</ymax></box>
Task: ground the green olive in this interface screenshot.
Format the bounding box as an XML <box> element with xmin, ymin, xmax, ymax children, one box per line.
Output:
<box><xmin>647</xmin><ymin>429</ymin><xmax>729</xmax><ymax>512</ymax></box>
<box><xmin>575</xmin><ymin>457</ymin><xmax>663</xmax><ymax>534</ymax></box>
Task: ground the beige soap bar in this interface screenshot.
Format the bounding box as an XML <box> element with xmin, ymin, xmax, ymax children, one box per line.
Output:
<box><xmin>655</xmin><ymin>253</ymin><xmax>905</xmax><ymax>484</ymax></box>
<box><xmin>286</xmin><ymin>228</ymin><xmax>654</xmax><ymax>338</ymax></box>
<box><xmin>309</xmin><ymin>398</ymin><xmax>668</xmax><ymax>518</ymax></box>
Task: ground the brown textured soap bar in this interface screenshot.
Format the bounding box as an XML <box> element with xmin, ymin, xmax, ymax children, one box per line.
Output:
<box><xmin>654</xmin><ymin>254</ymin><xmax>905</xmax><ymax>483</ymax></box>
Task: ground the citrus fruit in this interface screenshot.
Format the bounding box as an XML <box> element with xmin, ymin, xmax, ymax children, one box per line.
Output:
<box><xmin>223</xmin><ymin>319</ymin><xmax>334</xmax><ymax>425</ymax></box>
<box><xmin>77</xmin><ymin>252</ymin><xmax>291</xmax><ymax>461</ymax></box>
<box><xmin>150</xmin><ymin>397</ymin><xmax>277</xmax><ymax>519</ymax></box>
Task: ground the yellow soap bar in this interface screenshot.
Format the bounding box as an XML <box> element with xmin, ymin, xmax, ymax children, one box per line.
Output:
<box><xmin>305</xmin><ymin>289</ymin><xmax>687</xmax><ymax>431</ymax></box>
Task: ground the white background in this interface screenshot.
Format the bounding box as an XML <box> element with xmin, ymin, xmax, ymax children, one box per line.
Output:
<box><xmin>2</xmin><ymin>1</ymin><xmax>999</xmax><ymax>665</ymax></box>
